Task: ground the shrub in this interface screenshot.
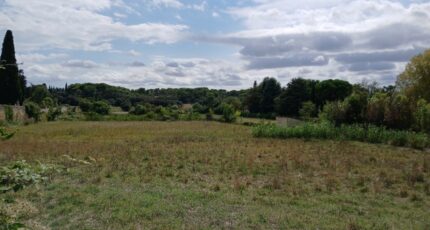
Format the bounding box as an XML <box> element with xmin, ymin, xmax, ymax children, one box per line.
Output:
<box><xmin>252</xmin><ymin>123</ymin><xmax>430</xmax><ymax>149</ymax></box>
<box><xmin>320</xmin><ymin>101</ymin><xmax>347</xmax><ymax>126</ymax></box>
<box><xmin>41</xmin><ymin>97</ymin><xmax>55</xmax><ymax>108</ymax></box>
<box><xmin>92</xmin><ymin>101</ymin><xmax>110</xmax><ymax>115</ymax></box>
<box><xmin>0</xmin><ymin>160</ymin><xmax>59</xmax><ymax>193</ymax></box>
<box><xmin>47</xmin><ymin>107</ymin><xmax>62</xmax><ymax>121</ymax></box>
<box><xmin>3</xmin><ymin>105</ymin><xmax>13</xmax><ymax>122</ymax></box>
<box><xmin>79</xmin><ymin>99</ymin><xmax>93</xmax><ymax>112</ymax></box>
<box><xmin>414</xmin><ymin>99</ymin><xmax>430</xmax><ymax>133</ymax></box>
<box><xmin>222</xmin><ymin>103</ymin><xmax>238</xmax><ymax>123</ymax></box>
<box><xmin>24</xmin><ymin>102</ymin><xmax>41</xmax><ymax>122</ymax></box>
<box><xmin>299</xmin><ymin>101</ymin><xmax>317</xmax><ymax>120</ymax></box>
<box><xmin>0</xmin><ymin>127</ymin><xmax>14</xmax><ymax>140</ymax></box>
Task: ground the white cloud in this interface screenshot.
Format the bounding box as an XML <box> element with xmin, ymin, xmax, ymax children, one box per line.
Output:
<box><xmin>0</xmin><ymin>0</ymin><xmax>188</xmax><ymax>52</ymax></box>
<box><xmin>146</xmin><ymin>0</ymin><xmax>184</xmax><ymax>9</ymax></box>
<box><xmin>199</xmin><ymin>0</ymin><xmax>430</xmax><ymax>85</ymax></box>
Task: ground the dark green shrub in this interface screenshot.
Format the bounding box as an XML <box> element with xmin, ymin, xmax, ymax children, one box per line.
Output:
<box><xmin>92</xmin><ymin>101</ymin><xmax>110</xmax><ymax>115</ymax></box>
<box><xmin>47</xmin><ymin>107</ymin><xmax>62</xmax><ymax>121</ymax></box>
<box><xmin>3</xmin><ymin>105</ymin><xmax>13</xmax><ymax>122</ymax></box>
<box><xmin>78</xmin><ymin>99</ymin><xmax>92</xmax><ymax>112</ymax></box>
<box><xmin>24</xmin><ymin>102</ymin><xmax>41</xmax><ymax>122</ymax></box>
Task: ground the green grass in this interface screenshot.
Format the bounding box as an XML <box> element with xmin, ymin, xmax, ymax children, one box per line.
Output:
<box><xmin>253</xmin><ymin>122</ymin><xmax>430</xmax><ymax>149</ymax></box>
<box><xmin>0</xmin><ymin>121</ymin><xmax>429</xmax><ymax>229</ymax></box>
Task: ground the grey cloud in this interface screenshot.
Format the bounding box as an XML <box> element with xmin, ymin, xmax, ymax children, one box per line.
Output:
<box><xmin>347</xmin><ymin>62</ymin><xmax>396</xmax><ymax>72</ymax></box>
<box><xmin>129</xmin><ymin>61</ymin><xmax>146</xmax><ymax>67</ymax></box>
<box><xmin>335</xmin><ymin>47</ymin><xmax>426</xmax><ymax>63</ymax></box>
<box><xmin>247</xmin><ymin>54</ymin><xmax>328</xmax><ymax>69</ymax></box>
<box><xmin>364</xmin><ymin>23</ymin><xmax>430</xmax><ymax>50</ymax></box>
<box><xmin>62</xmin><ymin>60</ymin><xmax>99</xmax><ymax>69</ymax></box>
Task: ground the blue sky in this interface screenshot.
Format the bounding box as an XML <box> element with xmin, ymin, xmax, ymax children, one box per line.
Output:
<box><xmin>0</xmin><ymin>0</ymin><xmax>429</xmax><ymax>89</ymax></box>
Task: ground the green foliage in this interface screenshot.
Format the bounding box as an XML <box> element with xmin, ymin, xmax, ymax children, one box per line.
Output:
<box><xmin>92</xmin><ymin>101</ymin><xmax>110</xmax><ymax>115</ymax></box>
<box><xmin>222</xmin><ymin>103</ymin><xmax>239</xmax><ymax>123</ymax></box>
<box><xmin>414</xmin><ymin>99</ymin><xmax>430</xmax><ymax>133</ymax></box>
<box><xmin>41</xmin><ymin>97</ymin><xmax>55</xmax><ymax>108</ymax></box>
<box><xmin>315</xmin><ymin>79</ymin><xmax>353</xmax><ymax>105</ymax></box>
<box><xmin>384</xmin><ymin>94</ymin><xmax>413</xmax><ymax>130</ymax></box>
<box><xmin>319</xmin><ymin>101</ymin><xmax>347</xmax><ymax>126</ymax></box>
<box><xmin>27</xmin><ymin>85</ymin><xmax>51</xmax><ymax>105</ymax></box>
<box><xmin>0</xmin><ymin>160</ymin><xmax>60</xmax><ymax>193</ymax></box>
<box><xmin>79</xmin><ymin>100</ymin><xmax>110</xmax><ymax>115</ymax></box>
<box><xmin>397</xmin><ymin>49</ymin><xmax>430</xmax><ymax>102</ymax></box>
<box><xmin>276</xmin><ymin>78</ymin><xmax>317</xmax><ymax>117</ymax></box>
<box><xmin>299</xmin><ymin>101</ymin><xmax>317</xmax><ymax>120</ymax></box>
<box><xmin>24</xmin><ymin>101</ymin><xmax>41</xmax><ymax>122</ymax></box>
<box><xmin>47</xmin><ymin>107</ymin><xmax>62</xmax><ymax>121</ymax></box>
<box><xmin>0</xmin><ymin>127</ymin><xmax>14</xmax><ymax>140</ymax></box>
<box><xmin>366</xmin><ymin>92</ymin><xmax>388</xmax><ymax>125</ymax></box>
<box><xmin>3</xmin><ymin>106</ymin><xmax>13</xmax><ymax>122</ymax></box>
<box><xmin>0</xmin><ymin>212</ymin><xmax>25</xmax><ymax>230</ymax></box>
<box><xmin>253</xmin><ymin>123</ymin><xmax>430</xmax><ymax>149</ymax></box>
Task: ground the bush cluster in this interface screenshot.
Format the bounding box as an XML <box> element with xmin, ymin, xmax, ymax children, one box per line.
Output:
<box><xmin>252</xmin><ymin>123</ymin><xmax>430</xmax><ymax>149</ymax></box>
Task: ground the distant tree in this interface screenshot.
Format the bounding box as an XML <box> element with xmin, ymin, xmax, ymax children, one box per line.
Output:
<box><xmin>259</xmin><ymin>77</ymin><xmax>281</xmax><ymax>114</ymax></box>
<box><xmin>315</xmin><ymin>79</ymin><xmax>352</xmax><ymax>108</ymax></box>
<box><xmin>276</xmin><ymin>78</ymin><xmax>316</xmax><ymax>117</ymax></box>
<box><xmin>343</xmin><ymin>91</ymin><xmax>368</xmax><ymax>124</ymax></box>
<box><xmin>366</xmin><ymin>92</ymin><xmax>388</xmax><ymax>125</ymax></box>
<box><xmin>397</xmin><ymin>49</ymin><xmax>430</xmax><ymax>102</ymax></box>
<box><xmin>27</xmin><ymin>84</ymin><xmax>51</xmax><ymax>105</ymax></box>
<box><xmin>384</xmin><ymin>94</ymin><xmax>413</xmax><ymax>130</ymax></box>
<box><xmin>299</xmin><ymin>101</ymin><xmax>317</xmax><ymax>120</ymax></box>
<box><xmin>0</xmin><ymin>30</ymin><xmax>24</xmax><ymax>105</ymax></box>
<box><xmin>245</xmin><ymin>81</ymin><xmax>261</xmax><ymax>114</ymax></box>
<box><xmin>24</xmin><ymin>102</ymin><xmax>41</xmax><ymax>122</ymax></box>
<box><xmin>319</xmin><ymin>101</ymin><xmax>347</xmax><ymax>126</ymax></box>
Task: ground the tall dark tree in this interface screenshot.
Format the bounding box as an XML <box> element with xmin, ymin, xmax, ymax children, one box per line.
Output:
<box><xmin>0</xmin><ymin>30</ymin><xmax>24</xmax><ymax>105</ymax></box>
<box><xmin>259</xmin><ymin>77</ymin><xmax>281</xmax><ymax>114</ymax></box>
<box><xmin>315</xmin><ymin>79</ymin><xmax>352</xmax><ymax>108</ymax></box>
<box><xmin>245</xmin><ymin>81</ymin><xmax>261</xmax><ymax>114</ymax></box>
<box><xmin>275</xmin><ymin>78</ymin><xmax>317</xmax><ymax>117</ymax></box>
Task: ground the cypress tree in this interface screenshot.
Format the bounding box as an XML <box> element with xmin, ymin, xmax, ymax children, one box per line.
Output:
<box><xmin>0</xmin><ymin>30</ymin><xmax>24</xmax><ymax>105</ymax></box>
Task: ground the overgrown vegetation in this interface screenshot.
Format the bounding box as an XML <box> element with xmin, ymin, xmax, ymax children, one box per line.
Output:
<box><xmin>253</xmin><ymin>123</ymin><xmax>430</xmax><ymax>149</ymax></box>
<box><xmin>0</xmin><ymin>122</ymin><xmax>428</xmax><ymax>229</ymax></box>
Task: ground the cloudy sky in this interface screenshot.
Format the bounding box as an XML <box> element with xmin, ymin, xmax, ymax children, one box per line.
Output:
<box><xmin>0</xmin><ymin>0</ymin><xmax>429</xmax><ymax>89</ymax></box>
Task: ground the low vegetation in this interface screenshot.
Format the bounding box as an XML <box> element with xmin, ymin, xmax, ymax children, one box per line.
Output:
<box><xmin>253</xmin><ymin>123</ymin><xmax>430</xmax><ymax>149</ymax></box>
<box><xmin>0</xmin><ymin>121</ymin><xmax>429</xmax><ymax>229</ymax></box>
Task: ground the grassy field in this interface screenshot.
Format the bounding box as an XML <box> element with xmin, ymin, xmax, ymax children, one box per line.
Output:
<box><xmin>0</xmin><ymin>121</ymin><xmax>429</xmax><ymax>229</ymax></box>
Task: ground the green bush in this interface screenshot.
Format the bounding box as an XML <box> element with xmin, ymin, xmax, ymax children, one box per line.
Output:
<box><xmin>222</xmin><ymin>103</ymin><xmax>238</xmax><ymax>123</ymax></box>
<box><xmin>299</xmin><ymin>101</ymin><xmax>317</xmax><ymax>120</ymax></box>
<box><xmin>47</xmin><ymin>107</ymin><xmax>62</xmax><ymax>121</ymax></box>
<box><xmin>24</xmin><ymin>102</ymin><xmax>41</xmax><ymax>122</ymax></box>
<box><xmin>3</xmin><ymin>105</ymin><xmax>13</xmax><ymax>122</ymax></box>
<box><xmin>0</xmin><ymin>160</ymin><xmax>59</xmax><ymax>193</ymax></box>
<box><xmin>252</xmin><ymin>123</ymin><xmax>430</xmax><ymax>149</ymax></box>
<box><xmin>92</xmin><ymin>101</ymin><xmax>110</xmax><ymax>115</ymax></box>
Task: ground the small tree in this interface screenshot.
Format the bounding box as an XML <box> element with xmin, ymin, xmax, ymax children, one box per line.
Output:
<box><xmin>299</xmin><ymin>101</ymin><xmax>317</xmax><ymax>120</ymax></box>
<box><xmin>222</xmin><ymin>103</ymin><xmax>239</xmax><ymax>123</ymax></box>
<box><xmin>24</xmin><ymin>102</ymin><xmax>41</xmax><ymax>122</ymax></box>
<box><xmin>319</xmin><ymin>101</ymin><xmax>347</xmax><ymax>126</ymax></box>
<box><xmin>92</xmin><ymin>101</ymin><xmax>110</xmax><ymax>115</ymax></box>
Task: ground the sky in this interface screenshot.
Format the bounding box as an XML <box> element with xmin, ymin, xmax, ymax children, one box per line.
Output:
<box><xmin>0</xmin><ymin>0</ymin><xmax>429</xmax><ymax>89</ymax></box>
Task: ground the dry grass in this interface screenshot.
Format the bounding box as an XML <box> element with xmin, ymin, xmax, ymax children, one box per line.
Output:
<box><xmin>0</xmin><ymin>121</ymin><xmax>429</xmax><ymax>229</ymax></box>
